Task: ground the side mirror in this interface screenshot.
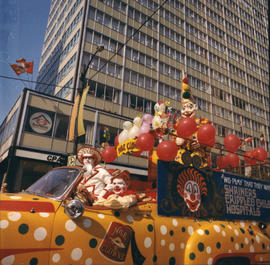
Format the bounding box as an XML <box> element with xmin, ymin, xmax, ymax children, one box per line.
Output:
<box><xmin>64</xmin><ymin>199</ymin><xmax>85</xmax><ymax>219</ymax></box>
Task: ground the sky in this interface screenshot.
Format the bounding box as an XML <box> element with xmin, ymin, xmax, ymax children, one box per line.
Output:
<box><xmin>0</xmin><ymin>0</ymin><xmax>51</xmax><ymax>124</ymax></box>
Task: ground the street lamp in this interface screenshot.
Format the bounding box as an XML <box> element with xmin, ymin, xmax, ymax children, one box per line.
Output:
<box><xmin>79</xmin><ymin>44</ymin><xmax>104</xmax><ymax>93</ymax></box>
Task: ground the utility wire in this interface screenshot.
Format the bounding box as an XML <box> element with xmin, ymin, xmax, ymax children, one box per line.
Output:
<box><xmin>0</xmin><ymin>0</ymin><xmax>169</xmax><ymax>92</ymax></box>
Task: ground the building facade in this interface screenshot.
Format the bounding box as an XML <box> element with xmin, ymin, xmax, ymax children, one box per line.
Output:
<box><xmin>36</xmin><ymin>0</ymin><xmax>269</xmax><ymax>152</ymax></box>
<box><xmin>1</xmin><ymin>0</ymin><xmax>269</xmax><ymax>191</ymax></box>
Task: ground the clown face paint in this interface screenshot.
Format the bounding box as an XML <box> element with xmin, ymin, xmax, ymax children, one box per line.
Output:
<box><xmin>181</xmin><ymin>102</ymin><xmax>197</xmax><ymax>119</ymax></box>
<box><xmin>183</xmin><ymin>180</ymin><xmax>201</xmax><ymax>212</ymax></box>
<box><xmin>112</xmin><ymin>178</ymin><xmax>127</xmax><ymax>195</ymax></box>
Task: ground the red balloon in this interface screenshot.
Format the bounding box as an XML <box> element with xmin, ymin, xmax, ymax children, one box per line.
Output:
<box><xmin>227</xmin><ymin>153</ymin><xmax>239</xmax><ymax>168</ymax></box>
<box><xmin>244</xmin><ymin>150</ymin><xmax>256</xmax><ymax>165</ymax></box>
<box><xmin>216</xmin><ymin>156</ymin><xmax>229</xmax><ymax>169</ymax></box>
<box><xmin>114</xmin><ymin>134</ymin><xmax>119</xmax><ymax>147</ymax></box>
<box><xmin>101</xmin><ymin>146</ymin><xmax>117</xmax><ymax>163</ymax></box>
<box><xmin>136</xmin><ymin>133</ymin><xmax>155</xmax><ymax>151</ymax></box>
<box><xmin>197</xmin><ymin>123</ymin><xmax>216</xmax><ymax>146</ymax></box>
<box><xmin>224</xmin><ymin>134</ymin><xmax>240</xmax><ymax>153</ymax></box>
<box><xmin>156</xmin><ymin>140</ymin><xmax>178</xmax><ymax>161</ymax></box>
<box><xmin>177</xmin><ymin>117</ymin><xmax>197</xmax><ymax>138</ymax></box>
<box><xmin>253</xmin><ymin>147</ymin><xmax>267</xmax><ymax>161</ymax></box>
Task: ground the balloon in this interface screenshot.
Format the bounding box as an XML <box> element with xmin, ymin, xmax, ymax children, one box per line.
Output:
<box><xmin>177</xmin><ymin>117</ymin><xmax>197</xmax><ymax>138</ymax></box>
<box><xmin>136</xmin><ymin>133</ymin><xmax>155</xmax><ymax>151</ymax></box>
<box><xmin>244</xmin><ymin>150</ymin><xmax>256</xmax><ymax>165</ymax></box>
<box><xmin>224</xmin><ymin>134</ymin><xmax>240</xmax><ymax>153</ymax></box>
<box><xmin>156</xmin><ymin>140</ymin><xmax>178</xmax><ymax>161</ymax></box>
<box><xmin>227</xmin><ymin>153</ymin><xmax>239</xmax><ymax>168</ymax></box>
<box><xmin>216</xmin><ymin>156</ymin><xmax>228</xmax><ymax>169</ymax></box>
<box><xmin>101</xmin><ymin>146</ymin><xmax>117</xmax><ymax>163</ymax></box>
<box><xmin>253</xmin><ymin>147</ymin><xmax>267</xmax><ymax>161</ymax></box>
<box><xmin>197</xmin><ymin>123</ymin><xmax>216</xmax><ymax>146</ymax></box>
<box><xmin>114</xmin><ymin>134</ymin><xmax>119</xmax><ymax>147</ymax></box>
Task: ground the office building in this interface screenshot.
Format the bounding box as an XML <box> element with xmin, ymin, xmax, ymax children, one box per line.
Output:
<box><xmin>0</xmin><ymin>0</ymin><xmax>269</xmax><ymax>191</ymax></box>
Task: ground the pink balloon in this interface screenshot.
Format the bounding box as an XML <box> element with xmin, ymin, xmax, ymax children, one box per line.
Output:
<box><xmin>224</xmin><ymin>134</ymin><xmax>240</xmax><ymax>153</ymax></box>
<box><xmin>157</xmin><ymin>140</ymin><xmax>178</xmax><ymax>161</ymax></box>
<box><xmin>177</xmin><ymin>117</ymin><xmax>197</xmax><ymax>138</ymax></box>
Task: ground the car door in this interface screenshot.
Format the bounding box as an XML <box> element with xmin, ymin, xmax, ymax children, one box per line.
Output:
<box><xmin>49</xmin><ymin>201</ymin><xmax>155</xmax><ymax>265</ymax></box>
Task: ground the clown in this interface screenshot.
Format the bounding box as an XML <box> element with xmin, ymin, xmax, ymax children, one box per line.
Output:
<box><xmin>177</xmin><ymin>167</ymin><xmax>207</xmax><ymax>214</ymax></box>
<box><xmin>174</xmin><ymin>75</ymin><xmax>212</xmax><ymax>168</ymax></box>
<box><xmin>77</xmin><ymin>146</ymin><xmax>114</xmax><ymax>201</ymax></box>
<box><xmin>94</xmin><ymin>170</ymin><xmax>137</xmax><ymax>209</ymax></box>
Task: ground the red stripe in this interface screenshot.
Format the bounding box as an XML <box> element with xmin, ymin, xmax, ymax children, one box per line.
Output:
<box><xmin>0</xmin><ymin>248</ymin><xmax>63</xmax><ymax>260</ymax></box>
<box><xmin>0</xmin><ymin>201</ymin><xmax>55</xmax><ymax>212</ymax></box>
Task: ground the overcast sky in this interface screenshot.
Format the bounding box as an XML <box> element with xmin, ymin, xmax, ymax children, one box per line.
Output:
<box><xmin>0</xmin><ymin>0</ymin><xmax>51</xmax><ymax>124</ymax></box>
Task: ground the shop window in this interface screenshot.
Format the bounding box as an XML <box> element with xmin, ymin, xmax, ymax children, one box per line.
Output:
<box><xmin>130</xmin><ymin>94</ymin><xmax>136</xmax><ymax>109</ymax></box>
<box><xmin>54</xmin><ymin>113</ymin><xmax>69</xmax><ymax>140</ymax></box>
<box><xmin>98</xmin><ymin>124</ymin><xmax>118</xmax><ymax>147</ymax></box>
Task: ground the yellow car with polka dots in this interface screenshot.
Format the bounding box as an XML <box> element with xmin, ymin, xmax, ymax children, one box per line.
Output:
<box><xmin>0</xmin><ymin>166</ymin><xmax>270</xmax><ymax>265</ymax></box>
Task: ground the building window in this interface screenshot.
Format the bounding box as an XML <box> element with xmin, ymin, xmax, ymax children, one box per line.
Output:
<box><xmin>54</xmin><ymin>113</ymin><xmax>69</xmax><ymax>140</ymax></box>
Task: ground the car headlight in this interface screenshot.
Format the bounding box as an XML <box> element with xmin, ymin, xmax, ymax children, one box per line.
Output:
<box><xmin>64</xmin><ymin>199</ymin><xmax>85</xmax><ymax>219</ymax></box>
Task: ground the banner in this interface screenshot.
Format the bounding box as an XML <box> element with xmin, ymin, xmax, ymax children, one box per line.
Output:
<box><xmin>157</xmin><ymin>161</ymin><xmax>270</xmax><ymax>221</ymax></box>
<box><xmin>68</xmin><ymin>94</ymin><xmax>80</xmax><ymax>141</ymax></box>
<box><xmin>77</xmin><ymin>86</ymin><xmax>89</xmax><ymax>137</ymax></box>
<box><xmin>116</xmin><ymin>139</ymin><xmax>140</xmax><ymax>156</ymax></box>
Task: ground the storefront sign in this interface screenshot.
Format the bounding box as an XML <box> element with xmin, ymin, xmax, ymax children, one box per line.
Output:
<box><xmin>29</xmin><ymin>112</ymin><xmax>52</xmax><ymax>134</ymax></box>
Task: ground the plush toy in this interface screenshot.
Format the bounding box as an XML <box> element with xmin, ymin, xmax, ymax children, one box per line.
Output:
<box><xmin>128</xmin><ymin>116</ymin><xmax>142</xmax><ymax>140</ymax></box>
<box><xmin>138</xmin><ymin>114</ymin><xmax>153</xmax><ymax>135</ymax></box>
<box><xmin>118</xmin><ymin>121</ymin><xmax>133</xmax><ymax>143</ymax></box>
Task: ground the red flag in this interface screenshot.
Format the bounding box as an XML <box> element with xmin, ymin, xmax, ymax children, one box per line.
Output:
<box><xmin>10</xmin><ymin>64</ymin><xmax>25</xmax><ymax>75</ymax></box>
<box><xmin>13</xmin><ymin>58</ymin><xmax>34</xmax><ymax>74</ymax></box>
<box><xmin>16</xmin><ymin>58</ymin><xmax>26</xmax><ymax>63</ymax></box>
<box><xmin>24</xmin><ymin>61</ymin><xmax>34</xmax><ymax>74</ymax></box>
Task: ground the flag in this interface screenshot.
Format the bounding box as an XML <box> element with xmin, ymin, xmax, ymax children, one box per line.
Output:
<box><xmin>10</xmin><ymin>64</ymin><xmax>25</xmax><ymax>75</ymax></box>
<box><xmin>68</xmin><ymin>94</ymin><xmax>80</xmax><ymax>141</ymax></box>
<box><xmin>77</xmin><ymin>86</ymin><xmax>90</xmax><ymax>137</ymax></box>
<box><xmin>11</xmin><ymin>58</ymin><xmax>34</xmax><ymax>75</ymax></box>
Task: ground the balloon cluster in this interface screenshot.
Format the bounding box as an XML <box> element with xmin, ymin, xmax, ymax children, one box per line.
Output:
<box><xmin>216</xmin><ymin>134</ymin><xmax>268</xmax><ymax>169</ymax></box>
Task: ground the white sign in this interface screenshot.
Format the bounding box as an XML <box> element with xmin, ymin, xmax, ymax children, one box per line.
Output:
<box><xmin>29</xmin><ymin>112</ymin><xmax>52</xmax><ymax>134</ymax></box>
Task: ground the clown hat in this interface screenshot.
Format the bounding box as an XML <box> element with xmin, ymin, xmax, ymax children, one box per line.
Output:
<box><xmin>77</xmin><ymin>145</ymin><xmax>102</xmax><ymax>166</ymax></box>
<box><xmin>181</xmin><ymin>74</ymin><xmax>195</xmax><ymax>105</ymax></box>
<box><xmin>112</xmin><ymin>170</ymin><xmax>130</xmax><ymax>183</ymax></box>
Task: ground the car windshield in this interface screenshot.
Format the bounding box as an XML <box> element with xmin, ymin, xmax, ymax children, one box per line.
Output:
<box><xmin>25</xmin><ymin>167</ymin><xmax>81</xmax><ymax>199</ymax></box>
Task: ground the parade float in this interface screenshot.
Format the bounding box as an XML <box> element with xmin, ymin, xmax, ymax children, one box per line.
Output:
<box><xmin>0</xmin><ymin>77</ymin><xmax>270</xmax><ymax>265</ymax></box>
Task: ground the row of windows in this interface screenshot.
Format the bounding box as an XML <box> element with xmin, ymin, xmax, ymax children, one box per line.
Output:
<box><xmin>126</xmin><ymin>47</ymin><xmax>157</xmax><ymax>70</ymax></box>
<box><xmin>158</xmin><ymin>82</ymin><xmax>181</xmax><ymax>101</ymax></box>
<box><xmin>56</xmin><ymin>53</ymin><xmax>77</xmax><ymax>84</ymax></box>
<box><xmin>124</xmin><ymin>68</ymin><xmax>156</xmax><ymax>91</ymax></box>
<box><xmin>207</xmin><ymin>21</ymin><xmax>225</xmax><ymax>39</ymax></box>
<box><xmin>159</xmin><ymin>62</ymin><xmax>182</xmax><ymax>81</ymax></box>
<box><xmin>55</xmin><ymin>78</ymin><xmax>73</xmax><ymax>99</ymax></box>
<box><xmin>186</xmin><ymin>7</ymin><xmax>205</xmax><ymax>25</ymax></box>
<box><xmin>206</xmin><ymin>7</ymin><xmax>223</xmax><ymax>25</ymax></box>
<box><xmin>187</xmin><ymin>56</ymin><xmax>208</xmax><ymax>75</ymax></box>
<box><xmin>195</xmin><ymin>97</ymin><xmax>209</xmax><ymax>112</ymax></box>
<box><xmin>128</xmin><ymin>6</ymin><xmax>158</xmax><ymax>31</ymax></box>
<box><xmin>227</xmin><ymin>35</ymin><xmax>242</xmax><ymax>50</ymax></box>
<box><xmin>226</xmin><ymin>20</ymin><xmax>241</xmax><ymax>36</ymax></box>
<box><xmin>160</xmin><ymin>23</ymin><xmax>184</xmax><ymax>44</ymax></box>
<box><xmin>86</xmin><ymin>29</ymin><xmax>123</xmax><ymax>56</ymax></box>
<box><xmin>186</xmin><ymin>39</ymin><xmax>207</xmax><ymax>58</ymax></box>
<box><xmin>43</xmin><ymin>0</ymin><xmax>82</xmax><ymax>59</ymax></box>
<box><xmin>232</xmin><ymin>95</ymin><xmax>248</xmax><ymax>111</ymax></box>
<box><xmin>98</xmin><ymin>0</ymin><xmax>127</xmax><ymax>14</ymax></box>
<box><xmin>0</xmin><ymin>110</ymin><xmax>18</xmax><ymax>146</ymax></box>
<box><xmin>209</xmin><ymin>52</ymin><xmax>227</xmax><ymax>69</ymax></box>
<box><xmin>159</xmin><ymin>42</ymin><xmax>185</xmax><ymax>62</ymax></box>
<box><xmin>185</xmin><ymin>23</ymin><xmax>206</xmax><ymax>41</ymax></box>
<box><xmin>250</xmin><ymin>104</ymin><xmax>265</xmax><ymax>119</ymax></box>
<box><xmin>211</xmin><ymin>86</ymin><xmax>230</xmax><ymax>103</ymax></box>
<box><xmin>224</xmin><ymin>7</ymin><xmax>239</xmax><ymax>24</ymax></box>
<box><xmin>89</xmin><ymin>6</ymin><xmax>125</xmax><ymax>34</ymax></box>
<box><xmin>160</xmin><ymin>6</ymin><xmax>184</xmax><ymax>28</ymax></box>
<box><xmin>213</xmin><ymin>104</ymin><xmax>232</xmax><ymax>120</ymax></box>
<box><xmin>127</xmin><ymin>26</ymin><xmax>157</xmax><ymax>50</ymax></box>
<box><xmin>210</xmin><ymin>69</ymin><xmax>229</xmax><ymax>85</ymax></box>
<box><xmin>41</xmin><ymin>7</ymin><xmax>82</xmax><ymax>65</ymax></box>
<box><xmin>229</xmin><ymin>63</ymin><xmax>245</xmax><ymax>80</ymax></box>
<box><xmin>84</xmin><ymin>54</ymin><xmax>122</xmax><ymax>79</ymax></box>
<box><xmin>188</xmin><ymin>75</ymin><xmax>209</xmax><ymax>93</ymax></box>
